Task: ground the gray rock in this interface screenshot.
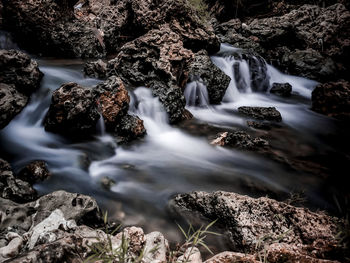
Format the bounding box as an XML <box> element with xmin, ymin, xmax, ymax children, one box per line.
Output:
<box><xmin>84</xmin><ymin>59</ymin><xmax>107</xmax><ymax>79</ymax></box>
<box><xmin>238</xmin><ymin>106</ymin><xmax>282</xmax><ymax>122</ymax></box>
<box><xmin>0</xmin><ymin>158</ymin><xmax>37</xmax><ymax>203</ymax></box>
<box><xmin>211</xmin><ymin>131</ymin><xmax>268</xmax><ymax>150</ymax></box>
<box><xmin>188</xmin><ymin>50</ymin><xmax>231</xmax><ymax>104</ymax></box>
<box><xmin>0</xmin><ymin>83</ymin><xmax>28</xmax><ymax>129</ymax></box>
<box><xmin>170</xmin><ymin>191</ymin><xmax>341</xmax><ymax>258</ymax></box>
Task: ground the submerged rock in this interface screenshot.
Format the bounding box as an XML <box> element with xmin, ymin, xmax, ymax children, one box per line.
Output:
<box><xmin>188</xmin><ymin>50</ymin><xmax>231</xmax><ymax>104</ymax></box>
<box><xmin>211</xmin><ymin>131</ymin><xmax>268</xmax><ymax>150</ymax></box>
<box><xmin>270</xmin><ymin>82</ymin><xmax>292</xmax><ymax>97</ymax></box>
<box><xmin>0</xmin><ymin>158</ymin><xmax>37</xmax><ymax>203</ymax></box>
<box><xmin>170</xmin><ymin>191</ymin><xmax>342</xmax><ymax>261</ymax></box>
<box><xmin>238</xmin><ymin>106</ymin><xmax>282</xmax><ymax>122</ymax></box>
<box><xmin>312</xmin><ymin>80</ymin><xmax>350</xmax><ymax>121</ymax></box>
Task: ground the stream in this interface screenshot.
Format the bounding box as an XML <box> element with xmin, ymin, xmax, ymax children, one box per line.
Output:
<box><xmin>0</xmin><ymin>40</ymin><xmax>346</xmax><ymax>247</ymax></box>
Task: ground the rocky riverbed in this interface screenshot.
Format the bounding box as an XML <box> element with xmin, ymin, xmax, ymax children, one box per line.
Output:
<box><xmin>0</xmin><ymin>0</ymin><xmax>349</xmax><ymax>262</ymax></box>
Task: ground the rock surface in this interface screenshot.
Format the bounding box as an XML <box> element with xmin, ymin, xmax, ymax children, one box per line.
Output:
<box><xmin>44</xmin><ymin>77</ymin><xmax>145</xmax><ymax>140</ymax></box>
<box><xmin>17</xmin><ymin>161</ymin><xmax>51</xmax><ymax>185</ymax></box>
<box><xmin>188</xmin><ymin>50</ymin><xmax>230</xmax><ymax>104</ymax></box>
<box><xmin>238</xmin><ymin>106</ymin><xmax>282</xmax><ymax>122</ymax></box>
<box><xmin>0</xmin><ymin>49</ymin><xmax>42</xmax><ymax>129</ymax></box>
<box><xmin>211</xmin><ymin>131</ymin><xmax>268</xmax><ymax>150</ymax></box>
<box><xmin>170</xmin><ymin>191</ymin><xmax>342</xmax><ymax>261</ymax></box>
<box><xmin>0</xmin><ymin>158</ymin><xmax>37</xmax><ymax>203</ymax></box>
<box><xmin>84</xmin><ymin>59</ymin><xmax>107</xmax><ymax>79</ymax></box>
<box><xmin>270</xmin><ymin>82</ymin><xmax>292</xmax><ymax>97</ymax></box>
<box><xmin>312</xmin><ymin>80</ymin><xmax>350</xmax><ymax>121</ymax></box>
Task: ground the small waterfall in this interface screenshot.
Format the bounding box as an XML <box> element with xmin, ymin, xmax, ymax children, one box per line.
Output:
<box><xmin>184</xmin><ymin>79</ymin><xmax>210</xmax><ymax>107</ymax></box>
<box><xmin>96</xmin><ymin>113</ymin><xmax>106</xmax><ymax>136</ymax></box>
<box><xmin>211</xmin><ymin>44</ymin><xmax>270</xmax><ymax>102</ymax></box>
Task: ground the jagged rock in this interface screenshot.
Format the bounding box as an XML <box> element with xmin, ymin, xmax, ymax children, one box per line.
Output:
<box><xmin>84</xmin><ymin>59</ymin><xmax>107</xmax><ymax>79</ymax></box>
<box><xmin>0</xmin><ymin>190</ymin><xmax>103</xmax><ymax>236</ymax></box>
<box><xmin>44</xmin><ymin>82</ymin><xmax>100</xmax><ymax>138</ymax></box>
<box><xmin>0</xmin><ymin>158</ymin><xmax>37</xmax><ymax>203</ymax></box>
<box><xmin>205</xmin><ymin>251</ymin><xmax>258</xmax><ymax>263</ymax></box>
<box><xmin>17</xmin><ymin>161</ymin><xmax>51</xmax><ymax>185</ymax></box>
<box><xmin>115</xmin><ymin>114</ymin><xmax>146</xmax><ymax>142</ymax></box>
<box><xmin>211</xmin><ymin>131</ymin><xmax>268</xmax><ymax>150</ymax></box>
<box><xmin>311</xmin><ymin>80</ymin><xmax>350</xmax><ymax>121</ymax></box>
<box><xmin>0</xmin><ymin>49</ymin><xmax>42</xmax><ymax>95</ymax></box>
<box><xmin>143</xmin><ymin>231</ymin><xmax>168</xmax><ymax>263</ymax></box>
<box><xmin>188</xmin><ymin>50</ymin><xmax>230</xmax><ymax>104</ymax></box>
<box><xmin>170</xmin><ymin>191</ymin><xmax>342</xmax><ymax>261</ymax></box>
<box><xmin>2</xmin><ymin>0</ymin><xmax>218</xmax><ymax>58</ymax></box>
<box><xmin>238</xmin><ymin>106</ymin><xmax>282</xmax><ymax>122</ymax></box>
<box><xmin>270</xmin><ymin>82</ymin><xmax>292</xmax><ymax>97</ymax></box>
<box><xmin>107</xmin><ymin>25</ymin><xmax>193</xmax><ymax>123</ymax></box>
<box><xmin>0</xmin><ymin>83</ymin><xmax>28</xmax><ymax>129</ymax></box>
<box><xmin>246</xmin><ymin>121</ymin><xmax>273</xmax><ymax>130</ymax></box>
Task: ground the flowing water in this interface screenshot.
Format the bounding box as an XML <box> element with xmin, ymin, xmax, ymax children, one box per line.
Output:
<box><xmin>0</xmin><ymin>41</ymin><xmax>346</xmax><ymax>247</ymax></box>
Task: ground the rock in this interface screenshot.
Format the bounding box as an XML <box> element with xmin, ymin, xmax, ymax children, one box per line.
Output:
<box><xmin>188</xmin><ymin>50</ymin><xmax>230</xmax><ymax>104</ymax></box>
<box><xmin>115</xmin><ymin>114</ymin><xmax>146</xmax><ymax>143</ymax></box>
<box><xmin>100</xmin><ymin>176</ymin><xmax>116</xmax><ymax>190</ymax></box>
<box><xmin>44</xmin><ymin>82</ymin><xmax>100</xmax><ymax>138</ymax></box>
<box><xmin>0</xmin><ymin>49</ymin><xmax>43</xmax><ymax>95</ymax></box>
<box><xmin>0</xmin><ymin>158</ymin><xmax>37</xmax><ymax>203</ymax></box>
<box><xmin>170</xmin><ymin>191</ymin><xmax>342</xmax><ymax>260</ymax></box>
<box><xmin>0</xmin><ymin>190</ymin><xmax>103</xmax><ymax>236</ymax></box>
<box><xmin>0</xmin><ymin>83</ymin><xmax>28</xmax><ymax>129</ymax></box>
<box><xmin>246</xmin><ymin>121</ymin><xmax>272</xmax><ymax>130</ymax></box>
<box><xmin>107</xmin><ymin>25</ymin><xmax>193</xmax><ymax>123</ymax></box>
<box><xmin>0</xmin><ymin>232</ymin><xmax>23</xmax><ymax>261</ymax></box>
<box><xmin>205</xmin><ymin>251</ymin><xmax>258</xmax><ymax>263</ymax></box>
<box><xmin>270</xmin><ymin>83</ymin><xmax>292</xmax><ymax>97</ymax></box>
<box><xmin>238</xmin><ymin>106</ymin><xmax>282</xmax><ymax>122</ymax></box>
<box><xmin>17</xmin><ymin>161</ymin><xmax>51</xmax><ymax>185</ymax></box>
<box><xmin>84</xmin><ymin>59</ymin><xmax>107</xmax><ymax>79</ymax></box>
<box><xmin>177</xmin><ymin>247</ymin><xmax>202</xmax><ymax>263</ymax></box>
<box><xmin>211</xmin><ymin>131</ymin><xmax>268</xmax><ymax>150</ymax></box>
<box><xmin>311</xmin><ymin>80</ymin><xmax>350</xmax><ymax>121</ymax></box>
<box><xmin>144</xmin><ymin>231</ymin><xmax>168</xmax><ymax>263</ymax></box>
<box><xmin>3</xmin><ymin>0</ymin><xmax>218</xmax><ymax>58</ymax></box>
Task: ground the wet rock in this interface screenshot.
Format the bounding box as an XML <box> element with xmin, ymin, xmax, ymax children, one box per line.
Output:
<box><xmin>17</xmin><ymin>161</ymin><xmax>51</xmax><ymax>185</ymax></box>
<box><xmin>0</xmin><ymin>190</ymin><xmax>103</xmax><ymax>236</ymax></box>
<box><xmin>115</xmin><ymin>114</ymin><xmax>146</xmax><ymax>143</ymax></box>
<box><xmin>246</xmin><ymin>121</ymin><xmax>272</xmax><ymax>130</ymax></box>
<box><xmin>44</xmin><ymin>82</ymin><xmax>100</xmax><ymax>138</ymax></box>
<box><xmin>84</xmin><ymin>59</ymin><xmax>107</xmax><ymax>79</ymax></box>
<box><xmin>0</xmin><ymin>158</ymin><xmax>37</xmax><ymax>203</ymax></box>
<box><xmin>211</xmin><ymin>131</ymin><xmax>268</xmax><ymax>150</ymax></box>
<box><xmin>107</xmin><ymin>25</ymin><xmax>193</xmax><ymax>123</ymax></box>
<box><xmin>270</xmin><ymin>82</ymin><xmax>292</xmax><ymax>97</ymax></box>
<box><xmin>312</xmin><ymin>80</ymin><xmax>350</xmax><ymax>121</ymax></box>
<box><xmin>100</xmin><ymin>176</ymin><xmax>116</xmax><ymax>190</ymax></box>
<box><xmin>281</xmin><ymin>49</ymin><xmax>337</xmax><ymax>81</ymax></box>
<box><xmin>188</xmin><ymin>50</ymin><xmax>230</xmax><ymax>104</ymax></box>
<box><xmin>238</xmin><ymin>106</ymin><xmax>282</xmax><ymax>122</ymax></box>
<box><xmin>170</xmin><ymin>191</ymin><xmax>342</xmax><ymax>259</ymax></box>
<box><xmin>0</xmin><ymin>49</ymin><xmax>43</xmax><ymax>95</ymax></box>
<box><xmin>0</xmin><ymin>83</ymin><xmax>28</xmax><ymax>129</ymax></box>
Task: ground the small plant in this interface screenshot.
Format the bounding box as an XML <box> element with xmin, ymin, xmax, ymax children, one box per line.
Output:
<box><xmin>188</xmin><ymin>0</ymin><xmax>210</xmax><ymax>22</ymax></box>
<box><xmin>168</xmin><ymin>220</ymin><xmax>220</xmax><ymax>262</ymax></box>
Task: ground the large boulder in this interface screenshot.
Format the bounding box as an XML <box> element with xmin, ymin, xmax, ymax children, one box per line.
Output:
<box><xmin>170</xmin><ymin>191</ymin><xmax>342</xmax><ymax>261</ymax></box>
<box><xmin>188</xmin><ymin>50</ymin><xmax>231</xmax><ymax>104</ymax></box>
<box><xmin>0</xmin><ymin>49</ymin><xmax>43</xmax><ymax>129</ymax></box>
<box><xmin>44</xmin><ymin>77</ymin><xmax>146</xmax><ymax>140</ymax></box>
<box><xmin>238</xmin><ymin>106</ymin><xmax>282</xmax><ymax>122</ymax></box>
<box><xmin>107</xmin><ymin>25</ymin><xmax>194</xmax><ymax>123</ymax></box>
<box><xmin>311</xmin><ymin>80</ymin><xmax>350</xmax><ymax>120</ymax></box>
<box><xmin>0</xmin><ymin>158</ymin><xmax>37</xmax><ymax>203</ymax></box>
<box><xmin>211</xmin><ymin>131</ymin><xmax>268</xmax><ymax>150</ymax></box>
